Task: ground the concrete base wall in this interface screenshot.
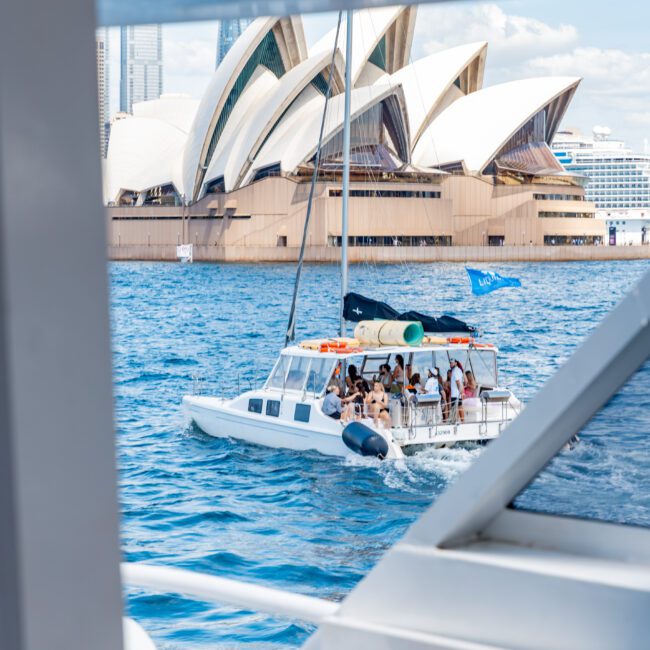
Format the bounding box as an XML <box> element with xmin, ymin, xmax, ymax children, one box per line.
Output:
<box><xmin>108</xmin><ymin>244</ymin><xmax>650</xmax><ymax>263</ymax></box>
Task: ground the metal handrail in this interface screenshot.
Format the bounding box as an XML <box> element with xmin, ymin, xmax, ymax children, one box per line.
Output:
<box><xmin>121</xmin><ymin>563</ymin><xmax>339</xmax><ymax>625</ymax></box>
<box><xmin>191</xmin><ymin>372</ymin><xmax>205</xmax><ymax>396</ymax></box>
<box><xmin>396</xmin><ymin>401</ymin><xmax>517</xmax><ymax>431</ymax></box>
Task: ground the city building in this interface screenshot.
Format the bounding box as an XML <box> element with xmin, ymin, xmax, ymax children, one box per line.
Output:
<box><xmin>96</xmin><ymin>28</ymin><xmax>110</xmax><ymax>157</ymax></box>
<box><xmin>553</xmin><ymin>127</ymin><xmax>650</xmax><ymax>211</ymax></box>
<box><xmin>120</xmin><ymin>24</ymin><xmax>163</xmax><ymax>114</ymax></box>
<box><xmin>105</xmin><ymin>8</ymin><xmax>604</xmax><ymax>254</ymax></box>
<box><xmin>217</xmin><ymin>18</ymin><xmax>252</xmax><ymax>67</ymax></box>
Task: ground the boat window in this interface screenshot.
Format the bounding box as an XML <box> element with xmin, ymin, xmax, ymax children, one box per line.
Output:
<box><xmin>248</xmin><ymin>398</ymin><xmax>263</xmax><ymax>414</ymax></box>
<box><xmin>433</xmin><ymin>350</ymin><xmax>452</xmax><ymax>376</ymax></box>
<box><xmin>267</xmin><ymin>355</ymin><xmax>290</xmax><ymax>389</ymax></box>
<box><xmin>469</xmin><ymin>350</ymin><xmax>498</xmax><ymax>387</ymax></box>
<box><xmin>305</xmin><ymin>358</ymin><xmax>334</xmax><ymax>396</ymax></box>
<box><xmin>294</xmin><ymin>403</ymin><xmax>311</xmax><ymax>423</ymax></box>
<box><xmin>449</xmin><ymin>349</ymin><xmax>469</xmax><ymax>372</ymax></box>
<box><xmin>361</xmin><ymin>354</ymin><xmax>390</xmax><ymax>380</ymax></box>
<box><xmin>411</xmin><ymin>351</ymin><xmax>435</xmax><ymax>380</ymax></box>
<box><xmin>266</xmin><ymin>400</ymin><xmax>281</xmax><ymax>417</ymax></box>
<box><xmin>285</xmin><ymin>356</ymin><xmax>311</xmax><ymax>390</ymax></box>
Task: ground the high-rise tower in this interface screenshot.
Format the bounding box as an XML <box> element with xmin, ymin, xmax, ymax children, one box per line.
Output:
<box><xmin>96</xmin><ymin>28</ymin><xmax>110</xmax><ymax>157</ymax></box>
<box><xmin>120</xmin><ymin>25</ymin><xmax>163</xmax><ymax>114</ymax></box>
<box><xmin>216</xmin><ymin>19</ymin><xmax>251</xmax><ymax>67</ymax></box>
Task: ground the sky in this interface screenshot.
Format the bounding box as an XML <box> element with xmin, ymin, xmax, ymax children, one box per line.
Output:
<box><xmin>106</xmin><ymin>1</ymin><xmax>650</xmax><ymax>151</ymax></box>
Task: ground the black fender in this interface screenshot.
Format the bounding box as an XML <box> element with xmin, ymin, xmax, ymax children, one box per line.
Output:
<box><xmin>342</xmin><ymin>421</ymin><xmax>389</xmax><ymax>459</ymax></box>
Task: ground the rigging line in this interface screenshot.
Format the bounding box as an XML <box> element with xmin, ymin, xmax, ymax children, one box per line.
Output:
<box><xmin>364</xmin><ymin>12</ymin><xmax>415</xmax><ymax>281</ymax></box>
<box><xmin>285</xmin><ymin>11</ymin><xmax>344</xmax><ymax>347</ymax></box>
<box><xmin>354</xmin><ymin>13</ymin><xmax>392</xmax><ymax>280</ymax></box>
<box><xmin>361</xmin><ymin>15</ymin><xmax>403</xmax><ymax>276</ymax></box>
<box><xmin>380</xmin><ymin>9</ymin><xmax>448</xmax><ymax>281</ymax></box>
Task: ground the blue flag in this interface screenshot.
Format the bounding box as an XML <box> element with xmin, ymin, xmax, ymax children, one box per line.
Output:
<box><xmin>466</xmin><ymin>267</ymin><xmax>521</xmax><ymax>296</ymax></box>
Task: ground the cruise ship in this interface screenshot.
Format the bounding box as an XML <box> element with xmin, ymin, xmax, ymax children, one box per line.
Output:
<box><xmin>552</xmin><ymin>126</ymin><xmax>650</xmax><ymax>211</ymax></box>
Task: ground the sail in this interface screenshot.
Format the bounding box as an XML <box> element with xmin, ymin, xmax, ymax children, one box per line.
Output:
<box><xmin>344</xmin><ymin>292</ymin><xmax>476</xmax><ymax>333</ymax></box>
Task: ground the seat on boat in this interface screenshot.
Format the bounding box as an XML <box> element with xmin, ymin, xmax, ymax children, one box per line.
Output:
<box><xmin>412</xmin><ymin>393</ymin><xmax>441</xmax><ymax>426</ymax></box>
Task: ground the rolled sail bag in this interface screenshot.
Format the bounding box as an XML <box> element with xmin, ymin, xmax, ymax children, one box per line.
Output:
<box><xmin>354</xmin><ymin>320</ymin><xmax>424</xmax><ymax>346</ymax></box>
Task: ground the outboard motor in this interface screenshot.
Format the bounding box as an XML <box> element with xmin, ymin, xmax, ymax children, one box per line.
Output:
<box><xmin>342</xmin><ymin>421</ymin><xmax>389</xmax><ymax>459</ymax></box>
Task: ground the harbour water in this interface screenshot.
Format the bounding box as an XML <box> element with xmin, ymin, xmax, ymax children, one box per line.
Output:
<box><xmin>113</xmin><ymin>260</ymin><xmax>650</xmax><ymax>649</ymax></box>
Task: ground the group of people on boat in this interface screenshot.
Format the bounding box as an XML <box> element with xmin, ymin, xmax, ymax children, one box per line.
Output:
<box><xmin>322</xmin><ymin>356</ymin><xmax>479</xmax><ymax>427</ymax></box>
<box><xmin>322</xmin><ymin>371</ymin><xmax>392</xmax><ymax>428</ymax></box>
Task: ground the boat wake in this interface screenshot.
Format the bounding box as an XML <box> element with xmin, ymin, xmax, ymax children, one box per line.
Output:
<box><xmin>343</xmin><ymin>444</ymin><xmax>484</xmax><ymax>493</ymax></box>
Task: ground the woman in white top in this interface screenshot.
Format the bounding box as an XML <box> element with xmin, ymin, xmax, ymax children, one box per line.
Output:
<box><xmin>424</xmin><ymin>368</ymin><xmax>439</xmax><ymax>395</ymax></box>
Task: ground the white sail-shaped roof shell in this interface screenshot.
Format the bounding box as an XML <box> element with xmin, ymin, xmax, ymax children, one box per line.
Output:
<box><xmin>208</xmin><ymin>49</ymin><xmax>345</xmax><ymax>193</ymax></box>
<box><xmin>132</xmin><ymin>94</ymin><xmax>199</xmax><ymax>134</ymax></box>
<box><xmin>103</xmin><ymin>116</ymin><xmax>187</xmax><ymax>204</ymax></box>
<box><xmin>102</xmin><ymin>11</ymin><xmax>586</xmax><ymax>206</ymax></box>
<box><xmin>310</xmin><ymin>5</ymin><xmax>416</xmax><ymax>88</ymax></box>
<box><xmin>201</xmin><ymin>66</ymin><xmax>280</xmax><ymax>193</ymax></box>
<box><xmin>181</xmin><ymin>16</ymin><xmax>307</xmax><ymax>202</ymax></box>
<box><xmin>242</xmin><ymin>83</ymin><xmax>409</xmax><ymax>185</ymax></box>
<box><xmin>104</xmin><ymin>94</ymin><xmax>198</xmax><ymax>202</ymax></box>
<box><xmin>412</xmin><ymin>76</ymin><xmax>581</xmax><ymax>173</ymax></box>
<box><xmin>382</xmin><ymin>42</ymin><xmax>487</xmax><ymax>149</ymax></box>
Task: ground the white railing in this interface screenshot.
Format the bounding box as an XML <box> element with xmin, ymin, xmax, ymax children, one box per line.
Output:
<box><xmin>121</xmin><ymin>563</ymin><xmax>339</xmax><ymax>624</ymax></box>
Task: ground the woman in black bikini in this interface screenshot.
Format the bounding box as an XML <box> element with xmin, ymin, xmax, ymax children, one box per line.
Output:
<box><xmin>365</xmin><ymin>381</ymin><xmax>392</xmax><ymax>428</ymax></box>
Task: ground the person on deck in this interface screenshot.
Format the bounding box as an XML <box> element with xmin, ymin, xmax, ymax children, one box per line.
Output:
<box><xmin>424</xmin><ymin>368</ymin><xmax>439</xmax><ymax>394</ymax></box>
<box><xmin>426</xmin><ymin>367</ymin><xmax>446</xmax><ymax>421</ymax></box>
<box><xmin>406</xmin><ymin>373</ymin><xmax>425</xmax><ymax>395</ymax></box>
<box><xmin>377</xmin><ymin>363</ymin><xmax>392</xmax><ymax>391</ymax></box>
<box><xmin>449</xmin><ymin>358</ymin><xmax>465</xmax><ymax>423</ymax></box>
<box><xmin>365</xmin><ymin>382</ymin><xmax>392</xmax><ymax>428</ymax></box>
<box><xmin>392</xmin><ymin>355</ymin><xmax>405</xmax><ymax>391</ymax></box>
<box><xmin>426</xmin><ymin>367</ymin><xmax>445</xmax><ymax>399</ymax></box>
<box><xmin>464</xmin><ymin>370</ymin><xmax>478</xmax><ymax>399</ymax></box>
<box><xmin>323</xmin><ymin>385</ymin><xmax>358</xmax><ymax>421</ymax></box>
<box><xmin>345</xmin><ymin>364</ymin><xmax>360</xmax><ymax>391</ymax></box>
<box><xmin>351</xmin><ymin>379</ymin><xmax>367</xmax><ymax>420</ymax></box>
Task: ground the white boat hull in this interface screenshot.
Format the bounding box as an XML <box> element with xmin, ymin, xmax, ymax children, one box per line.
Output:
<box><xmin>183</xmin><ymin>390</ymin><xmax>520</xmax><ymax>460</ymax></box>
<box><xmin>184</xmin><ymin>394</ymin><xmax>360</xmax><ymax>457</ymax></box>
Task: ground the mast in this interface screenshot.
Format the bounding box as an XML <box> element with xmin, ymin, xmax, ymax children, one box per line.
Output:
<box><xmin>340</xmin><ymin>9</ymin><xmax>353</xmax><ymax>337</ymax></box>
<box><xmin>284</xmin><ymin>12</ymin><xmax>343</xmax><ymax>347</ymax></box>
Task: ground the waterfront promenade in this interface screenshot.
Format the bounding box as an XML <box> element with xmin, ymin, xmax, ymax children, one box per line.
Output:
<box><xmin>109</xmin><ymin>243</ymin><xmax>650</xmax><ymax>263</ymax></box>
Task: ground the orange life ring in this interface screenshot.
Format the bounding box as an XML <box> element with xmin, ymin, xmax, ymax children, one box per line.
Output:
<box><xmin>447</xmin><ymin>336</ymin><xmax>473</xmax><ymax>345</ymax></box>
<box><xmin>324</xmin><ymin>340</ymin><xmax>346</xmax><ymax>350</ymax></box>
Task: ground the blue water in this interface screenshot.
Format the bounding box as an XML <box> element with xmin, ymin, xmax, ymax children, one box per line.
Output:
<box><xmin>112</xmin><ymin>260</ymin><xmax>650</xmax><ymax>649</ymax></box>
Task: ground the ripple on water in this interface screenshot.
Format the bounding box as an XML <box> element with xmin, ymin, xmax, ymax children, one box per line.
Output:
<box><xmin>112</xmin><ymin>260</ymin><xmax>650</xmax><ymax>648</ymax></box>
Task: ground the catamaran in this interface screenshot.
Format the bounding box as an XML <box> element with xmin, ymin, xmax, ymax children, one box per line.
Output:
<box><xmin>183</xmin><ymin>327</ymin><xmax>520</xmax><ymax>459</ymax></box>
<box><xmin>182</xmin><ymin>11</ymin><xmax>522</xmax><ymax>459</ymax></box>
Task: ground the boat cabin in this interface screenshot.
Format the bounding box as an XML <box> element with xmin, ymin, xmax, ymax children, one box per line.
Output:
<box><xmin>264</xmin><ymin>342</ymin><xmax>500</xmax><ymax>398</ymax></box>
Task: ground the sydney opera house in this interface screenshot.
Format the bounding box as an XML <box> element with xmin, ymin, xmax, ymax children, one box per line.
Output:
<box><xmin>104</xmin><ymin>6</ymin><xmax>605</xmax><ymax>260</ymax></box>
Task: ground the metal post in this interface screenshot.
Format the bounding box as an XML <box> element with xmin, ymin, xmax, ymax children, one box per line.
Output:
<box><xmin>0</xmin><ymin>0</ymin><xmax>124</xmax><ymax>647</ymax></box>
<box><xmin>340</xmin><ymin>9</ymin><xmax>353</xmax><ymax>337</ymax></box>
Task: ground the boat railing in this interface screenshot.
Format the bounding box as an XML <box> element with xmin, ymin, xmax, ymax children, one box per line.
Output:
<box><xmin>384</xmin><ymin>392</ymin><xmax>518</xmax><ymax>440</ymax></box>
<box><xmin>121</xmin><ymin>562</ymin><xmax>338</xmax><ymax>626</ymax></box>
<box><xmin>233</xmin><ymin>371</ymin><xmax>260</xmax><ymax>396</ymax></box>
<box><xmin>191</xmin><ymin>372</ymin><xmax>205</xmax><ymax>396</ymax></box>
